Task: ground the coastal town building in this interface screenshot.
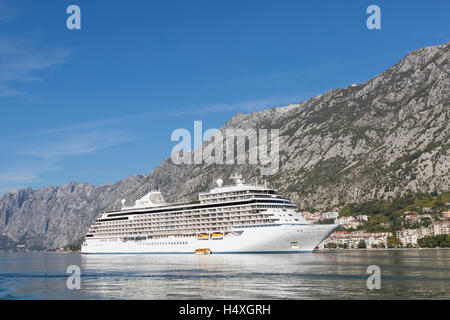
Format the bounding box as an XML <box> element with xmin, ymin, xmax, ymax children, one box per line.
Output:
<box><xmin>318</xmin><ymin>231</ymin><xmax>391</xmax><ymax>249</ymax></box>
<box><xmin>433</xmin><ymin>221</ymin><xmax>450</xmax><ymax>236</ymax></box>
<box><xmin>404</xmin><ymin>214</ymin><xmax>432</xmax><ymax>223</ymax></box>
<box><xmin>396</xmin><ymin>221</ymin><xmax>450</xmax><ymax>245</ymax></box>
<box><xmin>299</xmin><ymin>211</ymin><xmax>322</xmax><ymax>223</ymax></box>
<box><xmin>335</xmin><ymin>216</ymin><xmax>354</xmax><ymax>225</ymax></box>
<box><xmin>356</xmin><ymin>215</ymin><xmax>369</xmax><ymax>222</ymax></box>
<box><xmin>321</xmin><ymin>211</ymin><xmax>339</xmax><ymax>220</ymax></box>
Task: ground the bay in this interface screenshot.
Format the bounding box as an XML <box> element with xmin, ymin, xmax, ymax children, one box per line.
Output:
<box><xmin>0</xmin><ymin>250</ymin><xmax>449</xmax><ymax>299</ymax></box>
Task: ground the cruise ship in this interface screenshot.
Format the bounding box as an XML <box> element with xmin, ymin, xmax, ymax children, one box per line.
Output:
<box><xmin>81</xmin><ymin>176</ymin><xmax>337</xmax><ymax>254</ymax></box>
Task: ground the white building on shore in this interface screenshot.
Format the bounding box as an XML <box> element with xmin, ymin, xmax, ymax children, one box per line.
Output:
<box><xmin>396</xmin><ymin>221</ymin><xmax>450</xmax><ymax>245</ymax></box>
<box><xmin>319</xmin><ymin>231</ymin><xmax>391</xmax><ymax>249</ymax></box>
<box><xmin>321</xmin><ymin>211</ymin><xmax>339</xmax><ymax>220</ymax></box>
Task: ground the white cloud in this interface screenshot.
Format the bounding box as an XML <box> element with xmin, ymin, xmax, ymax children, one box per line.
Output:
<box><xmin>174</xmin><ymin>93</ymin><xmax>311</xmax><ymax>115</ymax></box>
<box><xmin>0</xmin><ymin>128</ymin><xmax>134</xmax><ymax>194</ymax></box>
<box><xmin>0</xmin><ymin>37</ymin><xmax>71</xmax><ymax>97</ymax></box>
<box><xmin>0</xmin><ymin>92</ymin><xmax>308</xmax><ymax>194</ymax></box>
<box><xmin>20</xmin><ymin>131</ymin><xmax>133</xmax><ymax>160</ymax></box>
<box><xmin>0</xmin><ymin>160</ymin><xmax>61</xmax><ymax>194</ymax></box>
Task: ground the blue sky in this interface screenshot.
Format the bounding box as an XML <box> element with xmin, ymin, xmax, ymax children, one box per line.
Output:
<box><xmin>0</xmin><ymin>0</ymin><xmax>449</xmax><ymax>194</ymax></box>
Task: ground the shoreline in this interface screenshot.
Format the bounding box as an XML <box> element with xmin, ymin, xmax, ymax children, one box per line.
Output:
<box><xmin>2</xmin><ymin>248</ymin><xmax>450</xmax><ymax>254</ymax></box>
<box><xmin>316</xmin><ymin>247</ymin><xmax>450</xmax><ymax>252</ymax></box>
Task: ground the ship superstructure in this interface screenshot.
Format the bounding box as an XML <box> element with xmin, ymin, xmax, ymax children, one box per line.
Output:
<box><xmin>81</xmin><ymin>176</ymin><xmax>337</xmax><ymax>254</ymax></box>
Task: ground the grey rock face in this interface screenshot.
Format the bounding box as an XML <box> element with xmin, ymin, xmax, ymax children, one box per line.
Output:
<box><xmin>120</xmin><ymin>42</ymin><xmax>449</xmax><ymax>209</ymax></box>
<box><xmin>0</xmin><ymin>176</ymin><xmax>145</xmax><ymax>250</ymax></box>
<box><xmin>0</xmin><ymin>42</ymin><xmax>449</xmax><ymax>251</ymax></box>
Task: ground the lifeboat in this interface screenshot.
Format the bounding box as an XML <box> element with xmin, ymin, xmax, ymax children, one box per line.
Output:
<box><xmin>211</xmin><ymin>232</ymin><xmax>224</xmax><ymax>240</ymax></box>
<box><xmin>197</xmin><ymin>233</ymin><xmax>209</xmax><ymax>240</ymax></box>
<box><xmin>194</xmin><ymin>248</ymin><xmax>212</xmax><ymax>255</ymax></box>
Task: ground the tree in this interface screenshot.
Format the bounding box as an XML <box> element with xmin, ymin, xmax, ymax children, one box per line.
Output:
<box><xmin>387</xmin><ymin>236</ymin><xmax>402</xmax><ymax>248</ymax></box>
<box><xmin>325</xmin><ymin>242</ymin><xmax>337</xmax><ymax>249</ymax></box>
<box><xmin>421</xmin><ymin>218</ymin><xmax>432</xmax><ymax>228</ymax></box>
<box><xmin>418</xmin><ymin>235</ymin><xmax>450</xmax><ymax>248</ymax></box>
<box><xmin>318</xmin><ymin>218</ymin><xmax>335</xmax><ymax>225</ymax></box>
<box><xmin>358</xmin><ymin>240</ymin><xmax>367</xmax><ymax>249</ymax></box>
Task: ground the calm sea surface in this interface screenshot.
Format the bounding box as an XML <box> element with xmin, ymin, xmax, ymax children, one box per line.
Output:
<box><xmin>0</xmin><ymin>250</ymin><xmax>449</xmax><ymax>299</ymax></box>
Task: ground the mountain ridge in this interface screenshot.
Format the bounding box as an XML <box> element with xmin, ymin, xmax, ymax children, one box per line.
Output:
<box><xmin>0</xmin><ymin>42</ymin><xmax>448</xmax><ymax>250</ymax></box>
<box><xmin>119</xmin><ymin>41</ymin><xmax>449</xmax><ymax>208</ymax></box>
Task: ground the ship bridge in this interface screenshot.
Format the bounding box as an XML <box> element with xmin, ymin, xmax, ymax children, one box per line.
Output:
<box><xmin>199</xmin><ymin>176</ymin><xmax>283</xmax><ymax>204</ymax></box>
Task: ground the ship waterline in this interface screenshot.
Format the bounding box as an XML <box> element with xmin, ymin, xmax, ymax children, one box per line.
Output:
<box><xmin>81</xmin><ymin>176</ymin><xmax>337</xmax><ymax>254</ymax></box>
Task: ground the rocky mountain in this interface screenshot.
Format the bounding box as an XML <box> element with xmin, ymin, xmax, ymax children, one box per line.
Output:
<box><xmin>120</xmin><ymin>42</ymin><xmax>449</xmax><ymax>209</ymax></box>
<box><xmin>0</xmin><ymin>42</ymin><xmax>449</xmax><ymax>251</ymax></box>
<box><xmin>0</xmin><ymin>175</ymin><xmax>145</xmax><ymax>250</ymax></box>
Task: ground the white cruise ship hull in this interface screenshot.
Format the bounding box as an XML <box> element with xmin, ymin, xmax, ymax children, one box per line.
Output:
<box><xmin>81</xmin><ymin>224</ymin><xmax>337</xmax><ymax>254</ymax></box>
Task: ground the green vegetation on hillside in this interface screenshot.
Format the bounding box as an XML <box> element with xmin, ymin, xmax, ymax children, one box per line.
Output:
<box><xmin>339</xmin><ymin>191</ymin><xmax>450</xmax><ymax>233</ymax></box>
<box><xmin>0</xmin><ymin>234</ymin><xmax>20</xmax><ymax>251</ymax></box>
<box><xmin>387</xmin><ymin>236</ymin><xmax>403</xmax><ymax>248</ymax></box>
<box><xmin>418</xmin><ymin>235</ymin><xmax>450</xmax><ymax>248</ymax></box>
